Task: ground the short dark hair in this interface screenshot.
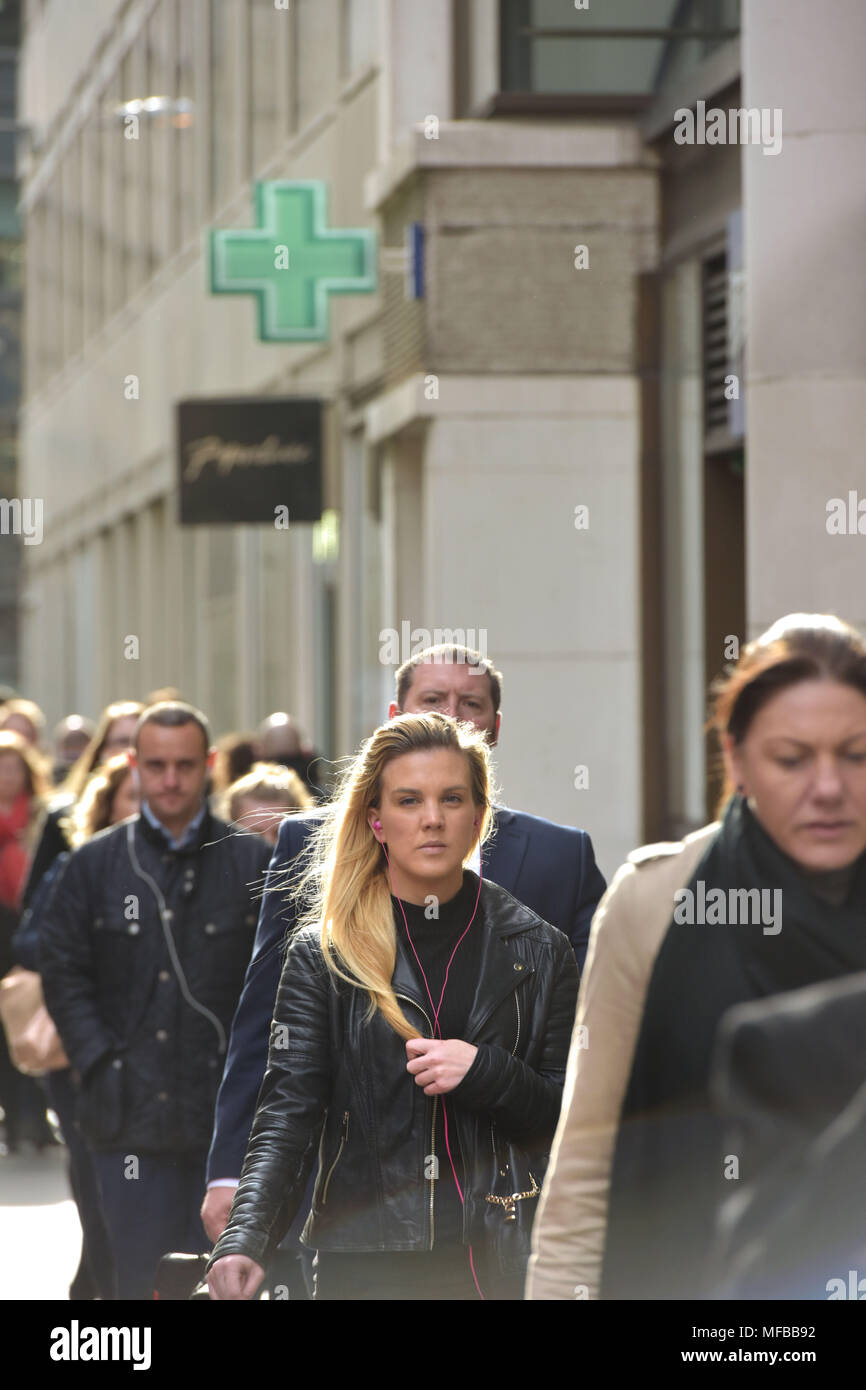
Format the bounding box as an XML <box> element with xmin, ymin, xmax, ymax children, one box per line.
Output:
<box><xmin>395</xmin><ymin>644</ymin><xmax>503</xmax><ymax>715</ymax></box>
<box><xmin>134</xmin><ymin>701</ymin><xmax>211</xmax><ymax>755</ymax></box>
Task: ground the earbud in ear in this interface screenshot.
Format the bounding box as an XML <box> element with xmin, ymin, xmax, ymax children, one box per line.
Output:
<box><xmin>373</xmin><ymin>820</ymin><xmax>381</xmax><ymax>831</ymax></box>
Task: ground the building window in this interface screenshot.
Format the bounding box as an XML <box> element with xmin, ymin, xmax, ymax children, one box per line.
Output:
<box><xmin>0</xmin><ymin>53</ymin><xmax>16</xmax><ymax>179</ymax></box>
<box><xmin>146</xmin><ymin>0</ymin><xmax>175</xmax><ymax>269</ymax></box>
<box><xmin>60</xmin><ymin>132</ymin><xmax>83</xmax><ymax>362</ymax></box>
<box><xmin>342</xmin><ymin>0</ymin><xmax>379</xmax><ymax>81</ymax></box>
<box><xmin>249</xmin><ymin>0</ymin><xmax>282</xmax><ymax>172</ymax></box>
<box><xmin>701</xmin><ymin>214</ymin><xmax>744</xmax><ymax>456</ymax></box>
<box><xmin>210</xmin><ymin>0</ymin><xmax>241</xmax><ymax>212</ymax></box>
<box><xmin>296</xmin><ymin>0</ymin><xmax>337</xmax><ymax>130</ymax></box>
<box><xmin>119</xmin><ymin>45</ymin><xmax>144</xmax><ymax>300</ymax></box>
<box><xmin>175</xmin><ymin>0</ymin><xmax>198</xmax><ymax>246</ymax></box>
<box><xmin>24</xmin><ymin>201</ymin><xmax>41</xmax><ymax>392</ymax></box>
<box><xmin>102</xmin><ymin>72</ymin><xmax>124</xmax><ymax>323</ymax></box>
<box><xmin>499</xmin><ymin>0</ymin><xmax>739</xmax><ymax>105</ymax></box>
<box><xmin>43</xmin><ymin>186</ymin><xmax>62</xmax><ymax>377</ymax></box>
<box><xmin>81</xmin><ymin>107</ymin><xmax>104</xmax><ymax>342</ymax></box>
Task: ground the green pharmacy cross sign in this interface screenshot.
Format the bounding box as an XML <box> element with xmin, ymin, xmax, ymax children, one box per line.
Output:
<box><xmin>209</xmin><ymin>180</ymin><xmax>377</xmax><ymax>342</ymax></box>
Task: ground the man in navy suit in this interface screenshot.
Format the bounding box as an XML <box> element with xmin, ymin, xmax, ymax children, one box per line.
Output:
<box><xmin>200</xmin><ymin>644</ymin><xmax>605</xmax><ymax>1260</ymax></box>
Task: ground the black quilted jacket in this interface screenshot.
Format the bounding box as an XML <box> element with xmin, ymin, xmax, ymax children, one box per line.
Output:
<box><xmin>207</xmin><ymin>873</ymin><xmax>579</xmax><ymax>1278</ymax></box>
<box><xmin>39</xmin><ymin>810</ymin><xmax>272</xmax><ymax>1154</ymax></box>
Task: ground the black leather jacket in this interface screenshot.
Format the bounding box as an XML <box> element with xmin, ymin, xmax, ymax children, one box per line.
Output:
<box><xmin>208</xmin><ymin>873</ymin><xmax>579</xmax><ymax>1280</ymax></box>
<box><xmin>40</xmin><ymin>810</ymin><xmax>272</xmax><ymax>1154</ymax></box>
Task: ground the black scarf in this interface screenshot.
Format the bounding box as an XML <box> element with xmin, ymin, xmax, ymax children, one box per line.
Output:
<box><xmin>600</xmin><ymin>795</ymin><xmax>866</xmax><ymax>1300</ymax></box>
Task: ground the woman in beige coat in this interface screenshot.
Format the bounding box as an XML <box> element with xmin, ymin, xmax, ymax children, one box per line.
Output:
<box><xmin>527</xmin><ymin>613</ymin><xmax>866</xmax><ymax>1300</ymax></box>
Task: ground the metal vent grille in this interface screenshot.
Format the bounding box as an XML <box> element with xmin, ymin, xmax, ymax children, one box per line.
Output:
<box><xmin>702</xmin><ymin>251</ymin><xmax>728</xmax><ymax>439</ymax></box>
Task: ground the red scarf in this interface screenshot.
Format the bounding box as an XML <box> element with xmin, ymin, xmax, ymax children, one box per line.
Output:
<box><xmin>0</xmin><ymin>792</ymin><xmax>32</xmax><ymax>908</ymax></box>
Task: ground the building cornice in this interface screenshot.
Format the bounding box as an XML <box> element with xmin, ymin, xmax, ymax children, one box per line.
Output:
<box><xmin>365</xmin><ymin>118</ymin><xmax>658</xmax><ymax>211</ymax></box>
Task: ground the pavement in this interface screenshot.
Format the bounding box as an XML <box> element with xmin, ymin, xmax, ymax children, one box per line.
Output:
<box><xmin>0</xmin><ymin>1144</ymin><xmax>82</xmax><ymax>1300</ymax></box>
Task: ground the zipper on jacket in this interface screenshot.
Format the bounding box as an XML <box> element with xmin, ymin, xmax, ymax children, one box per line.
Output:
<box><xmin>320</xmin><ymin>1110</ymin><xmax>349</xmax><ymax>1205</ymax></box>
<box><xmin>395</xmin><ymin>991</ymin><xmax>438</xmax><ymax>1250</ymax></box>
<box><xmin>456</xmin><ymin>1111</ymin><xmax>471</xmax><ymax>1244</ymax></box>
<box><xmin>466</xmin><ymin>963</ymin><xmax>532</xmax><ymax>1046</ymax></box>
<box><xmin>429</xmin><ymin>1095</ymin><xmax>438</xmax><ymax>1249</ymax></box>
<box><xmin>512</xmin><ymin>992</ymin><xmax>521</xmax><ymax>1055</ymax></box>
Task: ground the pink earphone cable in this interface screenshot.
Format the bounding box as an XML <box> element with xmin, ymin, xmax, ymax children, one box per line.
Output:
<box><xmin>377</xmin><ymin>825</ymin><xmax>486</xmax><ymax>1299</ymax></box>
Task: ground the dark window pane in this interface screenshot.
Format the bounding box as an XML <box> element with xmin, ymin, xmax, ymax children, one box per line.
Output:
<box><xmin>501</xmin><ymin>0</ymin><xmax>740</xmax><ymax>97</ymax></box>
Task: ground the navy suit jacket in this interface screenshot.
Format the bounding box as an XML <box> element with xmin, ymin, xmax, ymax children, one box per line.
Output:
<box><xmin>205</xmin><ymin>804</ymin><xmax>605</xmax><ymax>1182</ymax></box>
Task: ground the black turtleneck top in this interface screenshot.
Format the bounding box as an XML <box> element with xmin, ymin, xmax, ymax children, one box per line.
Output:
<box><xmin>390</xmin><ymin>869</ymin><xmax>484</xmax><ymax>1244</ymax></box>
<box><xmin>391</xmin><ymin>869</ymin><xmax>483</xmax><ymax>1039</ymax></box>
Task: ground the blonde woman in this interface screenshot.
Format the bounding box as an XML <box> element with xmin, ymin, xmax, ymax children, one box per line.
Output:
<box><xmin>221</xmin><ymin>761</ymin><xmax>315</xmax><ymax>846</ymax></box>
<box><xmin>206</xmin><ymin>712</ymin><xmax>578</xmax><ymax>1301</ymax></box>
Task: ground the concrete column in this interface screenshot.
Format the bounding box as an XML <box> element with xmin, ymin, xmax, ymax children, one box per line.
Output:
<box><xmin>336</xmin><ymin>432</ymin><xmax>363</xmax><ymax>754</ymax></box>
<box><xmin>136</xmin><ymin>505</ymin><xmax>154</xmax><ymax>694</ymax></box>
<box><xmin>420</xmin><ymin>378</ymin><xmax>640</xmax><ymax>877</ymax></box>
<box><xmin>378</xmin><ymin>0</ymin><xmax>454</xmax><ymax>162</ymax></box>
<box><xmin>235</xmin><ymin>527</ymin><xmax>262</xmax><ymax>730</ymax></box>
<box><xmin>743</xmin><ymin>0</ymin><xmax>866</xmax><ymax>634</ymax></box>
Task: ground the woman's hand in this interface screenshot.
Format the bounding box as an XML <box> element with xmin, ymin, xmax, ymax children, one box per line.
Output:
<box><xmin>207</xmin><ymin>1254</ymin><xmax>266</xmax><ymax>1300</ymax></box>
<box><xmin>405</xmin><ymin>1037</ymin><xmax>478</xmax><ymax>1095</ymax></box>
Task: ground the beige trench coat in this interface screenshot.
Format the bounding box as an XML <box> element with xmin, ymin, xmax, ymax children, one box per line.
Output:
<box><xmin>525</xmin><ymin>822</ymin><xmax>719</xmax><ymax>1300</ymax></box>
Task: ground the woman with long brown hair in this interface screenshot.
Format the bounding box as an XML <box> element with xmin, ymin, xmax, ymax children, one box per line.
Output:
<box><xmin>20</xmin><ymin>701</ymin><xmax>144</xmax><ymax>912</ymax></box>
<box><xmin>528</xmin><ymin>613</ymin><xmax>866</xmax><ymax>1301</ymax></box>
<box><xmin>0</xmin><ymin>731</ymin><xmax>52</xmax><ymax>1155</ymax></box>
<box><xmin>0</xmin><ymin>732</ymin><xmax>50</xmax><ymax>911</ymax></box>
<box><xmin>206</xmin><ymin>712</ymin><xmax>578</xmax><ymax>1301</ymax></box>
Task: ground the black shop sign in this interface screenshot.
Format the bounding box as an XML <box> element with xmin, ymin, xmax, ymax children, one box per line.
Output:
<box><xmin>177</xmin><ymin>397</ymin><xmax>322</xmax><ymax>525</ymax></box>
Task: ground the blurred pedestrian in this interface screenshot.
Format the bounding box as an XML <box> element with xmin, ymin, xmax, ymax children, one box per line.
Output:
<box><xmin>221</xmin><ymin>762</ymin><xmax>314</xmax><ymax>846</ymax></box>
<box><xmin>145</xmin><ymin>687</ymin><xmax>184</xmax><ymax>705</ymax></box>
<box><xmin>528</xmin><ymin>613</ymin><xmax>866</xmax><ymax>1301</ymax></box>
<box><xmin>0</xmin><ymin>732</ymin><xmax>48</xmax><ymax>912</ymax></box>
<box><xmin>0</xmin><ymin>698</ymin><xmax>46</xmax><ymax>750</ymax></box>
<box><xmin>21</xmin><ymin>701</ymin><xmax>144</xmax><ymax>913</ymax></box>
<box><xmin>206</xmin><ymin>712</ymin><xmax>578</xmax><ymax>1301</ymax></box>
<box><xmin>258</xmin><ymin>712</ymin><xmax>324</xmax><ymax>799</ymax></box>
<box><xmin>66</xmin><ymin>753</ymin><xmax>140</xmax><ymax>847</ymax></box>
<box><xmin>13</xmin><ymin>752</ymin><xmax>140</xmax><ymax>1299</ymax></box>
<box><xmin>0</xmin><ymin>731</ymin><xmax>53</xmax><ymax>1155</ymax></box>
<box><xmin>210</xmin><ymin>733</ymin><xmax>261</xmax><ymax>797</ymax></box>
<box><xmin>50</xmin><ymin>715</ymin><xmax>96</xmax><ymax>786</ymax></box>
<box><xmin>40</xmin><ymin>702</ymin><xmax>272</xmax><ymax>1299</ymax></box>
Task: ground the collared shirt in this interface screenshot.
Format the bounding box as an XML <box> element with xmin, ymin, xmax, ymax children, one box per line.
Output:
<box><xmin>140</xmin><ymin>798</ymin><xmax>207</xmax><ymax>851</ymax></box>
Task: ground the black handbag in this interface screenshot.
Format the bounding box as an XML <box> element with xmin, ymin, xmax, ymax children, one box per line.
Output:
<box><xmin>480</xmin><ymin>1125</ymin><xmax>547</xmax><ymax>1285</ymax></box>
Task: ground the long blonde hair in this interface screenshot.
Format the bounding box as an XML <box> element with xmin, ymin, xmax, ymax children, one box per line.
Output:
<box><xmin>294</xmin><ymin>713</ymin><xmax>495</xmax><ymax>1041</ymax></box>
<box><xmin>221</xmin><ymin>761</ymin><xmax>315</xmax><ymax>826</ymax></box>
